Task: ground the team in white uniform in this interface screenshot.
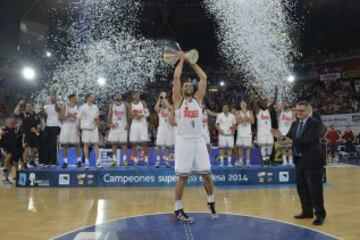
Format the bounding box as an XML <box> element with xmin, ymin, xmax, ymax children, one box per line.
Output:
<box><xmin>107</xmin><ymin>92</ymin><xmax>129</xmax><ymax>167</ymax></box>
<box><xmin>235</xmin><ymin>100</ymin><xmax>254</xmax><ymax>166</ymax></box>
<box><xmin>130</xmin><ymin>91</ymin><xmax>150</xmax><ymax>165</ymax></box>
<box><xmin>155</xmin><ymin>92</ymin><xmax>175</xmax><ymax>168</ymax></box>
<box><xmin>78</xmin><ymin>93</ymin><xmax>101</xmax><ymax>169</ymax></box>
<box><xmin>58</xmin><ymin>94</ymin><xmax>81</xmax><ymax>168</ymax></box>
<box><xmin>276</xmin><ymin>100</ymin><xmax>294</xmax><ymax>165</ymax></box>
<box><xmin>252</xmin><ymin>86</ymin><xmax>278</xmax><ymax>166</ymax></box>
<box><xmin>172</xmin><ymin>51</ymin><xmax>217</xmax><ymax>223</ymax></box>
<box><xmin>216</xmin><ymin>105</ymin><xmax>236</xmax><ymax>167</ymax></box>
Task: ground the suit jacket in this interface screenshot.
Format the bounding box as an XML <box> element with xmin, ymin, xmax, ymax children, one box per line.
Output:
<box><xmin>287</xmin><ymin>117</ymin><xmax>325</xmax><ymax>169</ymax></box>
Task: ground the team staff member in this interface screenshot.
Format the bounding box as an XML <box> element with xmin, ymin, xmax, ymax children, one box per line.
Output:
<box><xmin>14</xmin><ymin>100</ymin><xmax>41</xmax><ymax>168</ymax></box>
<box><xmin>272</xmin><ymin>101</ymin><xmax>326</xmax><ymax>225</ymax></box>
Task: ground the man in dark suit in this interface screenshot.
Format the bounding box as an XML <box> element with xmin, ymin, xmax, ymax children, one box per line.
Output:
<box><xmin>272</xmin><ymin>101</ymin><xmax>326</xmax><ymax>225</ymax></box>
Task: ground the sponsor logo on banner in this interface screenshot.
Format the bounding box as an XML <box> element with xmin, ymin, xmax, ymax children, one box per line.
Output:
<box><xmin>18</xmin><ymin>173</ymin><xmax>27</xmax><ymax>186</ymax></box>
<box><xmin>257</xmin><ymin>171</ymin><xmax>266</xmax><ymax>183</ymax></box>
<box><xmin>86</xmin><ymin>174</ymin><xmax>94</xmax><ymax>185</ymax></box>
<box><xmin>266</xmin><ymin>172</ymin><xmax>274</xmax><ymax>183</ymax></box>
<box><xmin>28</xmin><ymin>172</ymin><xmax>50</xmax><ymax>187</ymax></box>
<box><xmin>351</xmin><ymin>114</ymin><xmax>360</xmax><ymax>123</ymax></box>
<box><xmin>279</xmin><ymin>171</ymin><xmax>289</xmax><ymax>183</ymax></box>
<box><xmin>59</xmin><ymin>174</ymin><xmax>70</xmax><ymax>185</ymax></box>
<box><xmin>77</xmin><ymin>174</ymin><xmax>86</xmax><ymax>185</ymax></box>
<box><xmin>319</xmin><ymin>72</ymin><xmax>341</xmax><ymax>81</ymax></box>
<box><xmin>29</xmin><ymin>173</ymin><xmax>36</xmax><ymax>186</ymax></box>
<box><xmin>257</xmin><ymin>171</ymin><xmax>273</xmax><ymax>183</ymax></box>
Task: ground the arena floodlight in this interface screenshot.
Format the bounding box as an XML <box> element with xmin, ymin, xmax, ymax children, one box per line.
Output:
<box><xmin>46</xmin><ymin>51</ymin><xmax>52</xmax><ymax>57</ymax></box>
<box><xmin>97</xmin><ymin>77</ymin><xmax>106</xmax><ymax>86</ymax></box>
<box><xmin>219</xmin><ymin>81</ymin><xmax>225</xmax><ymax>87</ymax></box>
<box><xmin>287</xmin><ymin>75</ymin><xmax>295</xmax><ymax>83</ymax></box>
<box><xmin>22</xmin><ymin>67</ymin><xmax>36</xmax><ymax>81</ymax></box>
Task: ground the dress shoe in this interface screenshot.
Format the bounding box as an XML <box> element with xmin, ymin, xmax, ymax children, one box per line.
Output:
<box><xmin>313</xmin><ymin>217</ymin><xmax>324</xmax><ymax>225</ymax></box>
<box><xmin>294</xmin><ymin>213</ymin><xmax>313</xmax><ymax>219</ymax></box>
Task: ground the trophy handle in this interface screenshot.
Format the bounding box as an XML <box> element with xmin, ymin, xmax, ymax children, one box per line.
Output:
<box><xmin>185</xmin><ymin>49</ymin><xmax>199</xmax><ymax>64</ymax></box>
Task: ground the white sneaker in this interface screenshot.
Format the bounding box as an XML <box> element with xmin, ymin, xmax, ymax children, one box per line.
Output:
<box><xmin>96</xmin><ymin>163</ymin><xmax>103</xmax><ymax>169</ymax></box>
<box><xmin>154</xmin><ymin>161</ymin><xmax>160</xmax><ymax>168</ymax></box>
<box><xmin>235</xmin><ymin>161</ymin><xmax>242</xmax><ymax>167</ymax></box>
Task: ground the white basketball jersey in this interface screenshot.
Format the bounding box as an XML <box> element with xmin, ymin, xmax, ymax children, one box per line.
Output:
<box><xmin>112</xmin><ymin>102</ymin><xmax>127</xmax><ymax>129</ymax></box>
<box><xmin>237</xmin><ymin>110</ymin><xmax>252</xmax><ymax>137</ymax></box>
<box><xmin>257</xmin><ymin>109</ymin><xmax>272</xmax><ymax>135</ymax></box>
<box><xmin>202</xmin><ymin>110</ymin><xmax>209</xmax><ymax>131</ymax></box>
<box><xmin>158</xmin><ymin>107</ymin><xmax>173</xmax><ymax>128</ymax></box>
<box><xmin>176</xmin><ymin>98</ymin><xmax>203</xmax><ymax>138</ymax></box>
<box><xmin>79</xmin><ymin>103</ymin><xmax>99</xmax><ymax>130</ymax></box>
<box><xmin>62</xmin><ymin>105</ymin><xmax>78</xmax><ymax>126</ymax></box>
<box><xmin>278</xmin><ymin>109</ymin><xmax>293</xmax><ymax>135</ymax></box>
<box><xmin>131</xmin><ymin>101</ymin><xmax>146</xmax><ymax>125</ymax></box>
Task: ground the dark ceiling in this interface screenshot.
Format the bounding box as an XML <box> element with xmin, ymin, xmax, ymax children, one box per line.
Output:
<box><xmin>1</xmin><ymin>0</ymin><xmax>360</xmax><ymax>65</ymax></box>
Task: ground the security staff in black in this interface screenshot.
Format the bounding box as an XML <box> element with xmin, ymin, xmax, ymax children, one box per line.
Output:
<box><xmin>14</xmin><ymin>100</ymin><xmax>41</xmax><ymax>168</ymax></box>
<box><xmin>272</xmin><ymin>101</ymin><xmax>326</xmax><ymax>226</ymax></box>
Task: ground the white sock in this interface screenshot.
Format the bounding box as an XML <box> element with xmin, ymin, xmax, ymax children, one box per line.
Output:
<box><xmin>282</xmin><ymin>155</ymin><xmax>287</xmax><ymax>164</ymax></box>
<box><xmin>289</xmin><ymin>156</ymin><xmax>293</xmax><ymax>164</ymax></box>
<box><xmin>85</xmin><ymin>158</ymin><xmax>89</xmax><ymax>165</ymax></box>
<box><xmin>238</xmin><ymin>158</ymin><xmax>242</xmax><ymax>164</ymax></box>
<box><xmin>63</xmin><ymin>158</ymin><xmax>68</xmax><ymax>164</ymax></box>
<box><xmin>156</xmin><ymin>155</ymin><xmax>161</xmax><ymax>161</ymax></box>
<box><xmin>175</xmin><ymin>200</ymin><xmax>183</xmax><ymax>211</ymax></box>
<box><xmin>123</xmin><ymin>155</ymin><xmax>127</xmax><ymax>161</ymax></box>
<box><xmin>134</xmin><ymin>157</ymin><xmax>138</xmax><ymax>163</ymax></box>
<box><xmin>144</xmin><ymin>156</ymin><xmax>149</xmax><ymax>163</ymax></box>
<box><xmin>208</xmin><ymin>194</ymin><xmax>215</xmax><ymax>203</ymax></box>
<box><xmin>113</xmin><ymin>154</ymin><xmax>117</xmax><ymax>161</ymax></box>
<box><xmin>96</xmin><ymin>159</ymin><xmax>101</xmax><ymax>165</ymax></box>
<box><xmin>76</xmin><ymin>157</ymin><xmax>81</xmax><ymax>162</ymax></box>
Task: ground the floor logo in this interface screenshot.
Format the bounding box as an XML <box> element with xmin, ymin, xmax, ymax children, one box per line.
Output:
<box><xmin>279</xmin><ymin>171</ymin><xmax>289</xmax><ymax>183</ymax></box>
<box><xmin>59</xmin><ymin>174</ymin><xmax>70</xmax><ymax>185</ymax></box>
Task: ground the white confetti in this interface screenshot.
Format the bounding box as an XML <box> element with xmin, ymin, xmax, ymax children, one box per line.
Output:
<box><xmin>204</xmin><ymin>0</ymin><xmax>299</xmax><ymax>98</ymax></box>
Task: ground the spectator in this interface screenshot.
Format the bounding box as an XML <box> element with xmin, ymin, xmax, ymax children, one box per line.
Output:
<box><xmin>325</xmin><ymin>125</ymin><xmax>339</xmax><ymax>162</ymax></box>
<box><xmin>342</xmin><ymin>126</ymin><xmax>356</xmax><ymax>153</ymax></box>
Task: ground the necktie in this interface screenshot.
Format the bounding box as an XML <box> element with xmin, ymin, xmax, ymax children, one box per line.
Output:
<box><xmin>295</xmin><ymin>121</ymin><xmax>304</xmax><ymax>156</ymax></box>
<box><xmin>296</xmin><ymin>121</ymin><xmax>304</xmax><ymax>138</ymax></box>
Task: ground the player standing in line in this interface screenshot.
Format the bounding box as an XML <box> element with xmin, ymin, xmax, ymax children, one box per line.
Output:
<box><xmin>235</xmin><ymin>100</ymin><xmax>254</xmax><ymax>166</ymax></box>
<box><xmin>154</xmin><ymin>91</ymin><xmax>175</xmax><ymax>168</ymax></box>
<box><xmin>129</xmin><ymin>91</ymin><xmax>150</xmax><ymax>166</ymax></box>
<box><xmin>276</xmin><ymin>100</ymin><xmax>295</xmax><ymax>165</ymax></box>
<box><xmin>58</xmin><ymin>94</ymin><xmax>82</xmax><ymax>168</ymax></box>
<box><xmin>107</xmin><ymin>92</ymin><xmax>129</xmax><ymax>167</ymax></box>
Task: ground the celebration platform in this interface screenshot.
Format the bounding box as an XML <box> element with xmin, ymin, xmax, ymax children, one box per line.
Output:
<box><xmin>16</xmin><ymin>165</ymin><xmax>295</xmax><ymax>187</ymax></box>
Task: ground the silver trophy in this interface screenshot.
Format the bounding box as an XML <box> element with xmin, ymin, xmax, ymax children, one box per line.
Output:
<box><xmin>163</xmin><ymin>42</ymin><xmax>199</xmax><ymax>65</ymax></box>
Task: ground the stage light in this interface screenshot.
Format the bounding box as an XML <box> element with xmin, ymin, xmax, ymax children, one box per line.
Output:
<box><xmin>97</xmin><ymin>77</ymin><xmax>106</xmax><ymax>86</ymax></box>
<box><xmin>22</xmin><ymin>67</ymin><xmax>36</xmax><ymax>81</ymax></box>
<box><xmin>287</xmin><ymin>75</ymin><xmax>295</xmax><ymax>83</ymax></box>
<box><xmin>46</xmin><ymin>51</ymin><xmax>52</xmax><ymax>57</ymax></box>
<box><xmin>219</xmin><ymin>81</ymin><xmax>225</xmax><ymax>87</ymax></box>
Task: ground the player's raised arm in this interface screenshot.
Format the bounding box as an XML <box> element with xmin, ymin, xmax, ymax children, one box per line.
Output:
<box><xmin>173</xmin><ymin>52</ymin><xmax>185</xmax><ymax>108</ymax></box>
<box><xmin>192</xmin><ymin>63</ymin><xmax>207</xmax><ymax>104</ymax></box>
